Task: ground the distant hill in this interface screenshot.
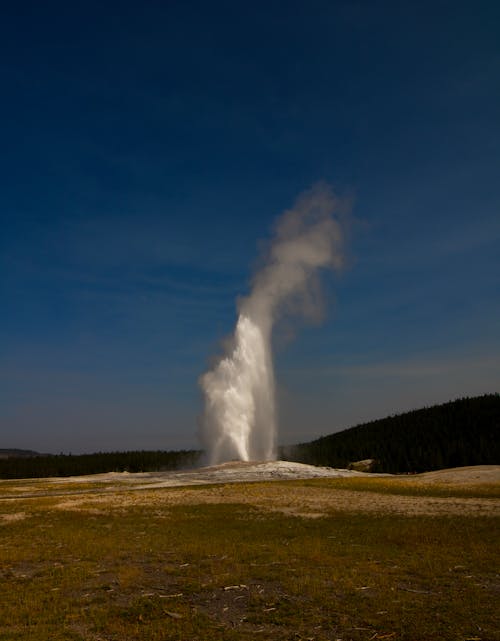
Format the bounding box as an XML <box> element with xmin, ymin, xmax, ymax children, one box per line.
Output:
<box><xmin>0</xmin><ymin>449</ymin><xmax>44</xmax><ymax>459</ymax></box>
<box><xmin>282</xmin><ymin>394</ymin><xmax>500</xmax><ymax>473</ymax></box>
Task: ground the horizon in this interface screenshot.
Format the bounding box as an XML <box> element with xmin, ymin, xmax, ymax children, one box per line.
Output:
<box><xmin>2</xmin><ymin>392</ymin><xmax>497</xmax><ymax>456</ymax></box>
<box><xmin>2</xmin><ymin>2</ymin><xmax>499</xmax><ymax>455</ymax></box>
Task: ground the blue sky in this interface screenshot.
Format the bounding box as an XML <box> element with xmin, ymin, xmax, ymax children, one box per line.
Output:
<box><xmin>1</xmin><ymin>1</ymin><xmax>499</xmax><ymax>454</ymax></box>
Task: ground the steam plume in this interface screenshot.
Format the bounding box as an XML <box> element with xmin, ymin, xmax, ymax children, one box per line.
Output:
<box><xmin>199</xmin><ymin>184</ymin><xmax>346</xmax><ymax>464</ymax></box>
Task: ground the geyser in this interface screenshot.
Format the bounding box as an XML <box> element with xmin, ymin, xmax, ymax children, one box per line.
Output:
<box><xmin>199</xmin><ymin>184</ymin><xmax>346</xmax><ymax>464</ymax></box>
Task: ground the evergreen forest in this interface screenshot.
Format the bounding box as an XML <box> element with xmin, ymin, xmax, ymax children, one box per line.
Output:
<box><xmin>0</xmin><ymin>449</ymin><xmax>202</xmax><ymax>480</ymax></box>
<box><xmin>283</xmin><ymin>394</ymin><xmax>499</xmax><ymax>473</ymax></box>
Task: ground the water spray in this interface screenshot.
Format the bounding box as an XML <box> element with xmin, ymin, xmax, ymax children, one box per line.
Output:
<box><xmin>199</xmin><ymin>184</ymin><xmax>346</xmax><ymax>464</ymax></box>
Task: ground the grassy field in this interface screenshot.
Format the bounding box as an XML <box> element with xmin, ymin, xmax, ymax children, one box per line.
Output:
<box><xmin>1</xmin><ymin>474</ymin><xmax>499</xmax><ymax>641</ymax></box>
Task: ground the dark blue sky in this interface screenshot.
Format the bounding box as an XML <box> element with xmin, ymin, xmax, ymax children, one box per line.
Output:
<box><xmin>2</xmin><ymin>1</ymin><xmax>499</xmax><ymax>454</ymax></box>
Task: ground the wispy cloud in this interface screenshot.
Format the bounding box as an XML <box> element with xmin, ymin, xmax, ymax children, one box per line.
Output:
<box><xmin>283</xmin><ymin>347</ymin><xmax>500</xmax><ymax>381</ymax></box>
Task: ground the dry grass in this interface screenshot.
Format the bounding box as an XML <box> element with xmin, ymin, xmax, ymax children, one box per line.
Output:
<box><xmin>0</xmin><ymin>469</ymin><xmax>499</xmax><ymax>641</ymax></box>
<box><xmin>35</xmin><ymin>477</ymin><xmax>500</xmax><ymax>518</ymax></box>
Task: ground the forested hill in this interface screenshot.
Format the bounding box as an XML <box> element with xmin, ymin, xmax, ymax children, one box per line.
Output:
<box><xmin>283</xmin><ymin>394</ymin><xmax>500</xmax><ymax>473</ymax></box>
<box><xmin>0</xmin><ymin>449</ymin><xmax>43</xmax><ymax>459</ymax></box>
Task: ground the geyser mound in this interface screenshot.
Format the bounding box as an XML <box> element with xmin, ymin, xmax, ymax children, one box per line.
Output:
<box><xmin>199</xmin><ymin>183</ymin><xmax>347</xmax><ymax>465</ymax></box>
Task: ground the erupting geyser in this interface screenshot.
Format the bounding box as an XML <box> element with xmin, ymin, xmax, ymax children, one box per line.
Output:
<box><xmin>199</xmin><ymin>184</ymin><xmax>346</xmax><ymax>464</ymax></box>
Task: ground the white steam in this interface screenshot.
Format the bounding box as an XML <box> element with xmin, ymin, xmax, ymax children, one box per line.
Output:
<box><xmin>199</xmin><ymin>184</ymin><xmax>346</xmax><ymax>464</ymax></box>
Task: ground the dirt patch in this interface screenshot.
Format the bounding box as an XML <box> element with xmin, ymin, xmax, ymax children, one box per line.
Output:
<box><xmin>412</xmin><ymin>465</ymin><xmax>500</xmax><ymax>485</ymax></box>
<box><xmin>1</xmin><ymin>512</ymin><xmax>28</xmax><ymax>523</ymax></box>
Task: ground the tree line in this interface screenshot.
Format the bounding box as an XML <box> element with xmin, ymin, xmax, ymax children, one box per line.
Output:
<box><xmin>0</xmin><ymin>449</ymin><xmax>202</xmax><ymax>479</ymax></box>
<box><xmin>281</xmin><ymin>394</ymin><xmax>499</xmax><ymax>473</ymax></box>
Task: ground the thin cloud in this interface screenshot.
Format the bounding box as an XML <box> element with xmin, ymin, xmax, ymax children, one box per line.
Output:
<box><xmin>284</xmin><ymin>350</ymin><xmax>500</xmax><ymax>381</ymax></box>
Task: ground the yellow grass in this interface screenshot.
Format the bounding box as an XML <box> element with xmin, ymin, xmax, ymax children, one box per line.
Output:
<box><xmin>1</xmin><ymin>471</ymin><xmax>499</xmax><ymax>641</ymax></box>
